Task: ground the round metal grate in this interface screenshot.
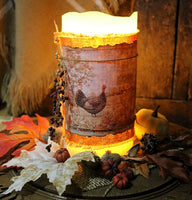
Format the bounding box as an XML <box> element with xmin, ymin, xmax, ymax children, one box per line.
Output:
<box><xmin>10</xmin><ymin>168</ymin><xmax>180</xmax><ymax>200</ymax></box>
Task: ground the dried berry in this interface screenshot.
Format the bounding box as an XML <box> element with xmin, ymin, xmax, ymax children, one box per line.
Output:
<box><xmin>47</xmin><ymin>126</ymin><xmax>56</xmax><ymax>140</ymax></box>
<box><xmin>45</xmin><ymin>144</ymin><xmax>52</xmax><ymax>152</ymax></box>
<box><xmin>61</xmin><ymin>81</ymin><xmax>65</xmax><ymax>87</ymax></box>
<box><xmin>59</xmin><ymin>90</ymin><xmax>65</xmax><ymax>95</ymax></box>
<box><xmin>50</xmin><ymin>52</ymin><xmax>67</xmax><ymax>128</ymax></box>
<box><xmin>59</xmin><ymin>71</ymin><xmax>64</xmax><ymax>77</ymax></box>
<box><xmin>50</xmin><ymin>117</ymin><xmax>55</xmax><ymax>124</ymax></box>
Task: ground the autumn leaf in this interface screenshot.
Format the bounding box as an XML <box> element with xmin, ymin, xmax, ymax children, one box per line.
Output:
<box><xmin>2</xmin><ymin>139</ymin><xmax>95</xmax><ymax>196</ymax></box>
<box><xmin>157</xmin><ymin>134</ymin><xmax>192</xmax><ymax>151</ymax></box>
<box><xmin>157</xmin><ymin>151</ymin><xmax>192</xmax><ymax>168</ymax></box>
<box><xmin>171</xmin><ymin>134</ymin><xmax>192</xmax><ymax>148</ymax></box>
<box><xmin>0</xmin><ymin>141</ymin><xmax>29</xmax><ymax>170</ymax></box>
<box><xmin>134</xmin><ymin>163</ymin><xmax>150</xmax><ymax>178</ymax></box>
<box><xmin>146</xmin><ymin>151</ymin><xmax>192</xmax><ymax>183</ymax></box>
<box><xmin>0</xmin><ymin>114</ymin><xmax>49</xmax><ymax>159</ymax></box>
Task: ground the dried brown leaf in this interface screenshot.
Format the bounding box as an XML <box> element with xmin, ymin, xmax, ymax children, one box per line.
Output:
<box><xmin>128</xmin><ymin>143</ymin><xmax>140</xmax><ymax>157</ymax></box>
<box><xmin>163</xmin><ymin>151</ymin><xmax>192</xmax><ymax>167</ymax></box>
<box><xmin>158</xmin><ymin>166</ymin><xmax>167</xmax><ymax>180</ymax></box>
<box><xmin>146</xmin><ymin>152</ymin><xmax>192</xmax><ymax>183</ymax></box>
<box><xmin>171</xmin><ymin>134</ymin><xmax>192</xmax><ymax>147</ymax></box>
<box><xmin>134</xmin><ymin>163</ymin><xmax>149</xmax><ymax>178</ymax></box>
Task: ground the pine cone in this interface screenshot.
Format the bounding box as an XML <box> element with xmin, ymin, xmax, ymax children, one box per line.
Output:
<box><xmin>141</xmin><ymin>133</ymin><xmax>160</xmax><ymax>154</ymax></box>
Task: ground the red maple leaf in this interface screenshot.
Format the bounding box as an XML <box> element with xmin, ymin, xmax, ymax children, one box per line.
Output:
<box><xmin>0</xmin><ymin>114</ymin><xmax>49</xmax><ymax>159</ymax></box>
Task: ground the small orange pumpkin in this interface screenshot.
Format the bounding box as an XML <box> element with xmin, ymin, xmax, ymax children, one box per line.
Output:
<box><xmin>112</xmin><ymin>173</ymin><xmax>129</xmax><ymax>189</ymax></box>
<box><xmin>118</xmin><ymin>161</ymin><xmax>131</xmax><ymax>170</ymax></box>
<box><xmin>102</xmin><ymin>159</ymin><xmax>119</xmax><ymax>179</ymax></box>
<box><xmin>120</xmin><ymin>167</ymin><xmax>134</xmax><ymax>180</ymax></box>
<box><xmin>54</xmin><ymin>148</ymin><xmax>70</xmax><ymax>163</ymax></box>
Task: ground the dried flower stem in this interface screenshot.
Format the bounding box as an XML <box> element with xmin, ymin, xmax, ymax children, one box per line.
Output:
<box><xmin>103</xmin><ymin>182</ymin><xmax>115</xmax><ymax>197</ymax></box>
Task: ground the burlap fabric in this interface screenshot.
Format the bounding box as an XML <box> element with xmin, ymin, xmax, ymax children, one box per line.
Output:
<box><xmin>0</xmin><ymin>0</ymin><xmax>15</xmax><ymax>108</ymax></box>
<box><xmin>9</xmin><ymin>0</ymin><xmax>70</xmax><ymax>116</ymax></box>
<box><xmin>72</xmin><ymin>161</ymin><xmax>112</xmax><ymax>191</ymax></box>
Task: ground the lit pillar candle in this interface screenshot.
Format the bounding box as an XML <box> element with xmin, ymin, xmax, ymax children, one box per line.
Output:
<box><xmin>54</xmin><ymin>11</ymin><xmax>139</xmax><ymax>157</ymax></box>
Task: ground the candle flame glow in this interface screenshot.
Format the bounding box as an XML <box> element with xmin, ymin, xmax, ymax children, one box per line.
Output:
<box><xmin>62</xmin><ymin>11</ymin><xmax>138</xmax><ymax>36</ymax></box>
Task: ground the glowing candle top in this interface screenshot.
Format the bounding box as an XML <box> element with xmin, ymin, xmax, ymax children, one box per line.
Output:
<box><xmin>55</xmin><ymin>11</ymin><xmax>139</xmax><ymax>48</ymax></box>
<box><xmin>61</xmin><ymin>11</ymin><xmax>138</xmax><ymax>36</ymax></box>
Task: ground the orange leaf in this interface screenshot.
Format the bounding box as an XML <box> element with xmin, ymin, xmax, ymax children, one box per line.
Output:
<box><xmin>0</xmin><ymin>140</ymin><xmax>29</xmax><ymax>170</ymax></box>
<box><xmin>0</xmin><ymin>114</ymin><xmax>49</xmax><ymax>158</ymax></box>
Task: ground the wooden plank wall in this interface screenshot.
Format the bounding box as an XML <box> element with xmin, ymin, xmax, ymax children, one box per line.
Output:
<box><xmin>135</xmin><ymin>0</ymin><xmax>176</xmax><ymax>99</ymax></box>
<box><xmin>173</xmin><ymin>0</ymin><xmax>192</xmax><ymax>100</ymax></box>
<box><xmin>134</xmin><ymin>0</ymin><xmax>192</xmax><ymax>128</ymax></box>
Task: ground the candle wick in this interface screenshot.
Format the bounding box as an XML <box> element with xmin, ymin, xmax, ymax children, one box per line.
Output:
<box><xmin>54</xmin><ymin>20</ymin><xmax>59</xmax><ymax>32</ymax></box>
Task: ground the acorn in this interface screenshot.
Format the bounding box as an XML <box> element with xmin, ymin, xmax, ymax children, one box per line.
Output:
<box><xmin>101</xmin><ymin>151</ymin><xmax>121</xmax><ymax>164</ymax></box>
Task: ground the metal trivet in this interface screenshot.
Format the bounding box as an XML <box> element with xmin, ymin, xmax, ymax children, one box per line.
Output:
<box><xmin>10</xmin><ymin>168</ymin><xmax>180</xmax><ymax>200</ymax></box>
